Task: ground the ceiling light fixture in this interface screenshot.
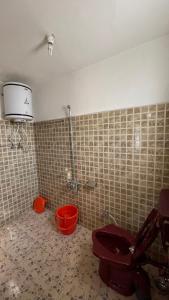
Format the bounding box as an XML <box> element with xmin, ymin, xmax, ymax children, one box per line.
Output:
<box><xmin>47</xmin><ymin>34</ymin><xmax>55</xmax><ymax>56</ymax></box>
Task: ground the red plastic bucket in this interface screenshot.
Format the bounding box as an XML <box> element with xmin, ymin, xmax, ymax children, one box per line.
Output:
<box><xmin>58</xmin><ymin>223</ymin><xmax>77</xmax><ymax>235</ymax></box>
<box><xmin>33</xmin><ymin>196</ymin><xmax>46</xmax><ymax>213</ymax></box>
<box><xmin>55</xmin><ymin>205</ymin><xmax>78</xmax><ymax>235</ymax></box>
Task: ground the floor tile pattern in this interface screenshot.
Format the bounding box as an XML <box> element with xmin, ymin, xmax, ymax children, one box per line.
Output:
<box><xmin>0</xmin><ymin>210</ymin><xmax>168</xmax><ymax>299</ymax></box>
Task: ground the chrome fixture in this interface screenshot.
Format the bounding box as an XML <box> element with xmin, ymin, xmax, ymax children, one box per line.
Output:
<box><xmin>66</xmin><ymin>105</ymin><xmax>80</xmax><ymax>192</ymax></box>
<box><xmin>101</xmin><ymin>210</ymin><xmax>118</xmax><ymax>225</ymax></box>
<box><xmin>67</xmin><ymin>180</ymin><xmax>80</xmax><ymax>192</ymax></box>
<box><xmin>47</xmin><ymin>34</ymin><xmax>55</xmax><ymax>56</ymax></box>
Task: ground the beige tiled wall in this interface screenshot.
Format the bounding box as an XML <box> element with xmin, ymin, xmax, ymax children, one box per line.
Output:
<box><xmin>35</xmin><ymin>103</ymin><xmax>169</xmax><ymax>256</ymax></box>
<box><xmin>0</xmin><ymin>121</ymin><xmax>39</xmax><ymax>224</ymax></box>
<box><xmin>1</xmin><ymin>103</ymin><xmax>169</xmax><ymax>257</ymax></box>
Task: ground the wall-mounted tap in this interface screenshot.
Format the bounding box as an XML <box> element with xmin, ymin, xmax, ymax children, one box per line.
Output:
<box><xmin>101</xmin><ymin>210</ymin><xmax>118</xmax><ymax>225</ymax></box>
<box><xmin>65</xmin><ymin>167</ymin><xmax>80</xmax><ymax>192</ymax></box>
<box><xmin>67</xmin><ymin>179</ymin><xmax>81</xmax><ymax>193</ymax></box>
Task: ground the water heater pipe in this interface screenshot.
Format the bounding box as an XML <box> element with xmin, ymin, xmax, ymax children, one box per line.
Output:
<box><xmin>67</xmin><ymin>105</ymin><xmax>76</xmax><ymax>181</ymax></box>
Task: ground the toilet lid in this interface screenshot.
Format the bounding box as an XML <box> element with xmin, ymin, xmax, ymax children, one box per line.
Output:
<box><xmin>133</xmin><ymin>208</ymin><xmax>159</xmax><ymax>260</ymax></box>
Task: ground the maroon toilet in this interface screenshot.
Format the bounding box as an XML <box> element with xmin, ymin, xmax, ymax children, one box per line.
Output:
<box><xmin>92</xmin><ymin>189</ymin><xmax>169</xmax><ymax>299</ymax></box>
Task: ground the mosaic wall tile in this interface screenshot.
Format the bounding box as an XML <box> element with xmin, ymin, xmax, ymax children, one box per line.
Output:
<box><xmin>35</xmin><ymin>103</ymin><xmax>169</xmax><ymax>258</ymax></box>
<box><xmin>0</xmin><ymin>121</ymin><xmax>39</xmax><ymax>224</ymax></box>
<box><xmin>1</xmin><ymin>103</ymin><xmax>169</xmax><ymax>258</ymax></box>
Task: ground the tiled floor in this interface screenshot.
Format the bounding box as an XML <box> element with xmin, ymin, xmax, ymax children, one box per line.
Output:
<box><xmin>0</xmin><ymin>210</ymin><xmax>168</xmax><ymax>300</ymax></box>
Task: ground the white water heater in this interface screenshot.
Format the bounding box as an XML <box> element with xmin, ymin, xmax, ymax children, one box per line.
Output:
<box><xmin>3</xmin><ymin>82</ymin><xmax>33</xmax><ymax>122</ymax></box>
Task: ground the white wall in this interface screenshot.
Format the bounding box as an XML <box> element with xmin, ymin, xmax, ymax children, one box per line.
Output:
<box><xmin>1</xmin><ymin>35</ymin><xmax>169</xmax><ymax>121</ymax></box>
<box><xmin>34</xmin><ymin>34</ymin><xmax>169</xmax><ymax>121</ymax></box>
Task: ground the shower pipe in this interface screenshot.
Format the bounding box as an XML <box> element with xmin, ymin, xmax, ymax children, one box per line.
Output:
<box><xmin>67</xmin><ymin>105</ymin><xmax>76</xmax><ymax>182</ymax></box>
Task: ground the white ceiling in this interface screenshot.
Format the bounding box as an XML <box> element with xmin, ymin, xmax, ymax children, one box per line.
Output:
<box><xmin>0</xmin><ymin>0</ymin><xmax>169</xmax><ymax>87</ymax></box>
